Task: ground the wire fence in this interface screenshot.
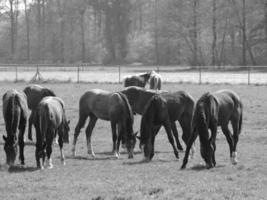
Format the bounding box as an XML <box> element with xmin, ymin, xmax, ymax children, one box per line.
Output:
<box><xmin>0</xmin><ymin>64</ymin><xmax>266</xmax><ymax>85</ymax></box>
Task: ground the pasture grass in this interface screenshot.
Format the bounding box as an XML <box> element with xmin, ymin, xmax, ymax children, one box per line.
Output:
<box><xmin>0</xmin><ymin>82</ymin><xmax>266</xmax><ymax>200</ymax></box>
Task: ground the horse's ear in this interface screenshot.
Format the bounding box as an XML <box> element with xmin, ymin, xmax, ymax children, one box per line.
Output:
<box><xmin>3</xmin><ymin>135</ymin><xmax>7</xmax><ymax>141</ymax></box>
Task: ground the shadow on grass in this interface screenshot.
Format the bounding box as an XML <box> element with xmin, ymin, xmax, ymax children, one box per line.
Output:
<box><xmin>96</xmin><ymin>150</ymin><xmax>143</xmax><ymax>156</ymax></box>
<box><xmin>65</xmin><ymin>155</ymin><xmax>120</xmax><ymax>161</ymax></box>
<box><xmin>7</xmin><ymin>165</ymin><xmax>37</xmax><ymax>173</ymax></box>
<box><xmin>189</xmin><ymin>163</ymin><xmax>226</xmax><ymax>171</ymax></box>
<box><xmin>123</xmin><ymin>158</ymin><xmax>176</xmax><ymax>166</ymax></box>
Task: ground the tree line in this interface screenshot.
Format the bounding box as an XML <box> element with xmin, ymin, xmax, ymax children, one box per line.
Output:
<box><xmin>0</xmin><ymin>0</ymin><xmax>266</xmax><ymax>65</ymax></box>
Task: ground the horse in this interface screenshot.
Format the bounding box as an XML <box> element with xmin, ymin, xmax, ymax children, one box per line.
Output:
<box><xmin>2</xmin><ymin>90</ymin><xmax>28</xmax><ymax>166</ymax></box>
<box><xmin>72</xmin><ymin>89</ymin><xmax>137</xmax><ymax>159</ymax></box>
<box><xmin>123</xmin><ymin>72</ymin><xmax>151</xmax><ymax>88</ymax></box>
<box><xmin>149</xmin><ymin>70</ymin><xmax>162</xmax><ymax>90</ymax></box>
<box><xmin>140</xmin><ymin>95</ymin><xmax>179</xmax><ymax>161</ymax></box>
<box><xmin>35</xmin><ymin>96</ymin><xmax>70</xmax><ymax>169</ymax></box>
<box><xmin>121</xmin><ymin>86</ymin><xmax>195</xmax><ymax>153</ymax></box>
<box><xmin>181</xmin><ymin>90</ymin><xmax>243</xmax><ymax>169</ymax></box>
<box><xmin>23</xmin><ymin>84</ymin><xmax>56</xmax><ymax>141</ymax></box>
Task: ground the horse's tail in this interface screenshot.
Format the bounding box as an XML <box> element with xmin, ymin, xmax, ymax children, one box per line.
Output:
<box><xmin>39</xmin><ymin>103</ymin><xmax>50</xmax><ymax>143</ymax></box>
<box><xmin>158</xmin><ymin>77</ymin><xmax>162</xmax><ymax>90</ymax></box>
<box><xmin>149</xmin><ymin>76</ymin><xmax>155</xmax><ymax>89</ymax></box>
<box><xmin>5</xmin><ymin>94</ymin><xmax>21</xmax><ymax>136</ymax></box>
<box><xmin>239</xmin><ymin>103</ymin><xmax>243</xmax><ymax>135</ymax></box>
<box><xmin>117</xmin><ymin>92</ymin><xmax>134</xmax><ymax>143</ymax></box>
<box><xmin>117</xmin><ymin>92</ymin><xmax>134</xmax><ymax>126</ymax></box>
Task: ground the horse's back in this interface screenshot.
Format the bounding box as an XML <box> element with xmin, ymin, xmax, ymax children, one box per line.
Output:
<box><xmin>39</xmin><ymin>97</ymin><xmax>65</xmax><ymax>127</ymax></box>
<box><xmin>121</xmin><ymin>86</ymin><xmax>156</xmax><ymax>115</ymax></box>
<box><xmin>23</xmin><ymin>84</ymin><xmax>56</xmax><ymax>110</ymax></box>
<box><xmin>79</xmin><ymin>89</ymin><xmax>114</xmax><ymax>120</ymax></box>
<box><xmin>212</xmin><ymin>90</ymin><xmax>242</xmax><ymax>124</ymax></box>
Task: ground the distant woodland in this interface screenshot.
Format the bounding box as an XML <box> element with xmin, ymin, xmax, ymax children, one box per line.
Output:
<box><xmin>0</xmin><ymin>0</ymin><xmax>266</xmax><ymax>65</ymax></box>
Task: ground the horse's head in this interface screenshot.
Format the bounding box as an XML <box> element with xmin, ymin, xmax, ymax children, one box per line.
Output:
<box><xmin>200</xmin><ymin>141</ymin><xmax>214</xmax><ymax>169</ymax></box>
<box><xmin>125</xmin><ymin>131</ymin><xmax>137</xmax><ymax>159</ymax></box>
<box><xmin>3</xmin><ymin>135</ymin><xmax>18</xmax><ymax>166</ymax></box>
<box><xmin>63</xmin><ymin>120</ymin><xmax>70</xmax><ymax>143</ymax></box>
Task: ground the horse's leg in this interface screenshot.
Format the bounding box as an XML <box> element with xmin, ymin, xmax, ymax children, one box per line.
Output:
<box><xmin>111</xmin><ymin>121</ymin><xmax>116</xmax><ymax>153</ymax></box>
<box><xmin>58</xmin><ymin>130</ymin><xmax>65</xmax><ymax>165</ymax></box>
<box><xmin>28</xmin><ymin>111</ymin><xmax>33</xmax><ymax>140</ymax></box>
<box><xmin>85</xmin><ymin>115</ymin><xmax>97</xmax><ymax>158</ymax></box>
<box><xmin>18</xmin><ymin>116</ymin><xmax>26</xmax><ymax>165</ymax></box>
<box><xmin>170</xmin><ymin>121</ymin><xmax>183</xmax><ymax>151</ymax></box>
<box><xmin>179</xmin><ymin>116</ymin><xmax>195</xmax><ymax>158</ymax></box>
<box><xmin>221</xmin><ymin>124</ymin><xmax>234</xmax><ymax>164</ymax></box>
<box><xmin>150</xmin><ymin>133</ymin><xmax>156</xmax><ymax>160</ymax></box>
<box><xmin>163</xmin><ymin>121</ymin><xmax>179</xmax><ymax>159</ymax></box>
<box><xmin>116</xmin><ymin>128</ymin><xmax>122</xmax><ymax>158</ymax></box>
<box><xmin>45</xmin><ymin>128</ymin><xmax>54</xmax><ymax>169</ymax></box>
<box><xmin>210</xmin><ymin>124</ymin><xmax>218</xmax><ymax>167</ymax></box>
<box><xmin>111</xmin><ymin>121</ymin><xmax>118</xmax><ymax>157</ymax></box>
<box><xmin>72</xmin><ymin>113</ymin><xmax>88</xmax><ymax>157</ymax></box>
<box><xmin>181</xmin><ymin>129</ymin><xmax>198</xmax><ymax>169</ymax></box>
<box><xmin>231</xmin><ymin>117</ymin><xmax>240</xmax><ymax>165</ymax></box>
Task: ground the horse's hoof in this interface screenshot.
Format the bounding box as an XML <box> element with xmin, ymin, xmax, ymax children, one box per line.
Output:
<box><xmin>47</xmin><ymin>164</ymin><xmax>53</xmax><ymax>169</ymax></box>
<box><xmin>231</xmin><ymin>152</ymin><xmax>238</xmax><ymax>165</ymax></box>
<box><xmin>114</xmin><ymin>152</ymin><xmax>120</xmax><ymax>159</ymax></box>
<box><xmin>61</xmin><ymin>159</ymin><xmax>66</xmax><ymax>166</ymax></box>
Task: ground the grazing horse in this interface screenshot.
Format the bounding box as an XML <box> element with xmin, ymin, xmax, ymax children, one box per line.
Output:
<box><xmin>2</xmin><ymin>90</ymin><xmax>28</xmax><ymax>166</ymax></box>
<box><xmin>35</xmin><ymin>96</ymin><xmax>70</xmax><ymax>169</ymax></box>
<box><xmin>23</xmin><ymin>84</ymin><xmax>56</xmax><ymax>141</ymax></box>
<box><xmin>123</xmin><ymin>72</ymin><xmax>151</xmax><ymax>88</ymax></box>
<box><xmin>72</xmin><ymin>89</ymin><xmax>136</xmax><ymax>159</ymax></box>
<box><xmin>181</xmin><ymin>90</ymin><xmax>243</xmax><ymax>169</ymax></box>
<box><xmin>140</xmin><ymin>95</ymin><xmax>179</xmax><ymax>161</ymax></box>
<box><xmin>149</xmin><ymin>70</ymin><xmax>162</xmax><ymax>90</ymax></box>
<box><xmin>121</xmin><ymin>86</ymin><xmax>195</xmax><ymax>152</ymax></box>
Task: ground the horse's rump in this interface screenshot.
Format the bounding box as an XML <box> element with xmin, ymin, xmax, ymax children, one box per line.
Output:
<box><xmin>3</xmin><ymin>91</ymin><xmax>28</xmax><ymax>136</ymax></box>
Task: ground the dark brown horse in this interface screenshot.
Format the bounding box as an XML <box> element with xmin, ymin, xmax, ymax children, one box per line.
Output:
<box><xmin>23</xmin><ymin>84</ymin><xmax>56</xmax><ymax>141</ymax></box>
<box><xmin>35</xmin><ymin>96</ymin><xmax>70</xmax><ymax>169</ymax></box>
<box><xmin>181</xmin><ymin>90</ymin><xmax>243</xmax><ymax>169</ymax></box>
<box><xmin>121</xmin><ymin>86</ymin><xmax>195</xmax><ymax>152</ymax></box>
<box><xmin>123</xmin><ymin>72</ymin><xmax>151</xmax><ymax>88</ymax></box>
<box><xmin>2</xmin><ymin>90</ymin><xmax>28</xmax><ymax>166</ymax></box>
<box><xmin>72</xmin><ymin>89</ymin><xmax>136</xmax><ymax>159</ymax></box>
<box><xmin>149</xmin><ymin>70</ymin><xmax>162</xmax><ymax>90</ymax></box>
<box><xmin>140</xmin><ymin>95</ymin><xmax>179</xmax><ymax>161</ymax></box>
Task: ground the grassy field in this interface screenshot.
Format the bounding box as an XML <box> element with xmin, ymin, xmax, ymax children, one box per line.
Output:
<box><xmin>0</xmin><ymin>82</ymin><xmax>266</xmax><ymax>200</ymax></box>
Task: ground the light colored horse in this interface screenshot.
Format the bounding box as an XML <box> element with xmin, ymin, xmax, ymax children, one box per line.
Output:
<box><xmin>35</xmin><ymin>96</ymin><xmax>70</xmax><ymax>169</ymax></box>
<box><xmin>149</xmin><ymin>70</ymin><xmax>162</xmax><ymax>90</ymax></box>
<box><xmin>123</xmin><ymin>72</ymin><xmax>151</xmax><ymax>88</ymax></box>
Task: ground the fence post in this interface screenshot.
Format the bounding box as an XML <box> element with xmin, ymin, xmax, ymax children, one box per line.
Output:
<box><xmin>118</xmin><ymin>65</ymin><xmax>121</xmax><ymax>83</ymax></box>
<box><xmin>77</xmin><ymin>64</ymin><xmax>80</xmax><ymax>83</ymax></box>
<box><xmin>15</xmin><ymin>65</ymin><xmax>18</xmax><ymax>82</ymax></box>
<box><xmin>248</xmin><ymin>66</ymin><xmax>250</xmax><ymax>85</ymax></box>
<box><xmin>199</xmin><ymin>65</ymin><xmax>202</xmax><ymax>84</ymax></box>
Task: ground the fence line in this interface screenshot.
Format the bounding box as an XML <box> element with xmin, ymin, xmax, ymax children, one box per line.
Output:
<box><xmin>0</xmin><ymin>64</ymin><xmax>266</xmax><ymax>85</ymax></box>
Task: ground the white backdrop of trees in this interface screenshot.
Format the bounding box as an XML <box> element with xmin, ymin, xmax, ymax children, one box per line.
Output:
<box><xmin>0</xmin><ymin>0</ymin><xmax>266</xmax><ymax>65</ymax></box>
